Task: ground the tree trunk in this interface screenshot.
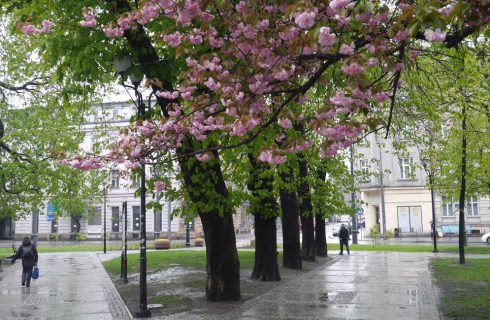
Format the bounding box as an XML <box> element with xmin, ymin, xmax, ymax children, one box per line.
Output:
<box><xmin>315</xmin><ymin>215</ymin><xmax>328</xmax><ymax>257</ymax></box>
<box><xmin>298</xmin><ymin>155</ymin><xmax>315</xmax><ymax>261</ymax></box>
<box><xmin>247</xmin><ymin>154</ymin><xmax>280</xmax><ymax>281</ymax></box>
<box><xmin>113</xmin><ymin>1</ymin><xmax>240</xmax><ymax>301</ymax></box>
<box><xmin>178</xmin><ymin>141</ymin><xmax>240</xmax><ymax>301</ymax></box>
<box><xmin>252</xmin><ymin>214</ymin><xmax>280</xmax><ymax>281</ymax></box>
<box><xmin>458</xmin><ymin>103</ymin><xmax>467</xmax><ymax>265</ymax></box>
<box><xmin>279</xmin><ymin>167</ymin><xmax>302</xmax><ymax>269</ymax></box>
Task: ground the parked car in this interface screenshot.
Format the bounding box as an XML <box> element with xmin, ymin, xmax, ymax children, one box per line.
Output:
<box><xmin>481</xmin><ymin>232</ymin><xmax>490</xmax><ymax>245</ymax></box>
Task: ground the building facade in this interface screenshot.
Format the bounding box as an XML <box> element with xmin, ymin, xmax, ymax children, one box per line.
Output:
<box><xmin>354</xmin><ymin>133</ymin><xmax>490</xmax><ymax>237</ymax></box>
<box><xmin>5</xmin><ymin>101</ymin><xmax>252</xmax><ymax>241</ymax></box>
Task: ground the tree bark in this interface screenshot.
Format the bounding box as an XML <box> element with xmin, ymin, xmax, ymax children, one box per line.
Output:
<box><xmin>251</xmin><ymin>214</ymin><xmax>280</xmax><ymax>281</ymax></box>
<box><xmin>279</xmin><ymin>167</ymin><xmax>302</xmax><ymax>269</ymax></box>
<box><xmin>247</xmin><ymin>154</ymin><xmax>280</xmax><ymax>281</ymax></box>
<box><xmin>178</xmin><ymin>141</ymin><xmax>240</xmax><ymax>301</ymax></box>
<box><xmin>315</xmin><ymin>215</ymin><xmax>328</xmax><ymax>257</ymax></box>
<box><xmin>298</xmin><ymin>155</ymin><xmax>315</xmax><ymax>261</ymax></box>
<box><xmin>458</xmin><ymin>103</ymin><xmax>467</xmax><ymax>265</ymax></box>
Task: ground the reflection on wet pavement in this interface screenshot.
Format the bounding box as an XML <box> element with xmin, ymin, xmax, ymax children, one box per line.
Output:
<box><xmin>217</xmin><ymin>252</ymin><xmax>440</xmax><ymax>320</ymax></box>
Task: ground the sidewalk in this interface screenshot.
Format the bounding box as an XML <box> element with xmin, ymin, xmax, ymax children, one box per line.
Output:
<box><xmin>0</xmin><ymin>252</ymin><xmax>131</xmax><ymax>320</ymax></box>
<box><xmin>210</xmin><ymin>251</ymin><xmax>441</xmax><ymax>320</ymax></box>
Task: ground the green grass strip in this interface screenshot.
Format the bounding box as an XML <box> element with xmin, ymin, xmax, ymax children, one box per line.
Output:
<box><xmin>103</xmin><ymin>250</ymin><xmax>257</xmax><ymax>275</ymax></box>
<box><xmin>431</xmin><ymin>258</ymin><xmax>490</xmax><ymax>319</ymax></box>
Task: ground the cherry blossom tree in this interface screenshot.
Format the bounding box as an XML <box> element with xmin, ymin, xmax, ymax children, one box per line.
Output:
<box><xmin>4</xmin><ymin>0</ymin><xmax>489</xmax><ymax>301</ymax></box>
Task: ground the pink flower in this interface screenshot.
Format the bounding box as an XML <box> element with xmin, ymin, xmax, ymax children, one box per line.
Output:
<box><xmin>236</xmin><ymin>1</ymin><xmax>247</xmax><ymax>14</ymax></box>
<box><xmin>394</xmin><ymin>29</ymin><xmax>409</xmax><ymax>42</ymax></box>
<box><xmin>80</xmin><ymin>19</ymin><xmax>97</xmax><ymax>28</ymax></box>
<box><xmin>278</xmin><ymin>118</ymin><xmax>293</xmax><ymax>129</ymax></box>
<box><xmin>273</xmin><ymin>69</ymin><xmax>290</xmax><ymax>81</ymax></box>
<box><xmin>196</xmin><ymin>153</ymin><xmax>212</xmax><ymax>162</ymax></box>
<box><xmin>329</xmin><ymin>0</ymin><xmax>351</xmax><ymax>13</ymax></box>
<box><xmin>200</xmin><ymin>12</ymin><xmax>215</xmax><ymax>22</ymax></box>
<box><xmin>156</xmin><ymin>90</ymin><xmax>179</xmax><ymax>100</ymax></box>
<box><xmin>295</xmin><ymin>11</ymin><xmax>316</xmax><ymax>29</ymax></box>
<box><xmin>154</xmin><ymin>181</ymin><xmax>166</xmax><ymax>192</ymax></box>
<box><xmin>163</xmin><ymin>32</ymin><xmax>182</xmax><ymax>47</ymax></box>
<box><xmin>341</xmin><ymin>62</ymin><xmax>364</xmax><ymax>76</ymax></box>
<box><xmin>103</xmin><ymin>26</ymin><xmax>124</xmax><ymax>37</ymax></box>
<box><xmin>204</xmin><ymin>77</ymin><xmax>220</xmax><ymax>91</ymax></box>
<box><xmin>318</xmin><ymin>27</ymin><xmax>336</xmax><ymax>48</ymax></box>
<box><xmin>424</xmin><ymin>28</ymin><xmax>446</xmax><ymax>43</ymax></box>
<box><xmin>366</xmin><ymin>58</ymin><xmax>379</xmax><ymax>67</ymax></box>
<box><xmin>373</xmin><ymin>92</ymin><xmax>390</xmax><ymax>102</ymax></box>
<box><xmin>409</xmin><ymin>50</ymin><xmax>420</xmax><ymax>60</ymax></box>
<box><xmin>339</xmin><ymin>43</ymin><xmax>355</xmax><ymax>55</ymax></box>
<box><xmin>189</xmin><ymin>34</ymin><xmax>203</xmax><ymax>45</ymax></box>
<box><xmin>330</xmin><ymin>91</ymin><xmax>353</xmax><ymax>107</ymax></box>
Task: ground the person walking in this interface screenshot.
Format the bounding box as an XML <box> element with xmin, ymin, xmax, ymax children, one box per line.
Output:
<box><xmin>11</xmin><ymin>237</ymin><xmax>39</xmax><ymax>287</ymax></box>
<box><xmin>339</xmin><ymin>224</ymin><xmax>350</xmax><ymax>255</ymax></box>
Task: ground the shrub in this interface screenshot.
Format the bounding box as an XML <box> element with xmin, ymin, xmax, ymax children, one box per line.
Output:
<box><xmin>49</xmin><ymin>233</ymin><xmax>61</xmax><ymax>241</ymax></box>
<box><xmin>75</xmin><ymin>232</ymin><xmax>87</xmax><ymax>241</ymax></box>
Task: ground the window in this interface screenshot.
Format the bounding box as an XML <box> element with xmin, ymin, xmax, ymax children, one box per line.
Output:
<box><xmin>131</xmin><ymin>174</ymin><xmax>140</xmax><ymax>189</ymax></box>
<box><xmin>400</xmin><ymin>158</ymin><xmax>414</xmax><ymax>179</ymax></box>
<box><xmin>133</xmin><ymin>206</ymin><xmax>141</xmax><ymax>231</ymax></box>
<box><xmin>442</xmin><ymin>196</ymin><xmax>458</xmax><ymax>217</ymax></box>
<box><xmin>359</xmin><ymin>159</ymin><xmax>370</xmax><ymax>181</ymax></box>
<box><xmin>111</xmin><ymin>170</ymin><xmax>120</xmax><ymax>189</ymax></box>
<box><xmin>466</xmin><ymin>197</ymin><xmax>479</xmax><ymax>216</ymax></box>
<box><xmin>111</xmin><ymin>207</ymin><xmax>120</xmax><ymax>232</ymax></box>
<box><xmin>88</xmin><ymin>207</ymin><xmax>102</xmax><ymax>225</ymax></box>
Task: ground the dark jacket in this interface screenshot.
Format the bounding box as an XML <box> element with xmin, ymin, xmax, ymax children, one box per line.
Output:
<box><xmin>339</xmin><ymin>226</ymin><xmax>350</xmax><ymax>241</ymax></box>
<box><xmin>12</xmin><ymin>239</ymin><xmax>38</xmax><ymax>268</ymax></box>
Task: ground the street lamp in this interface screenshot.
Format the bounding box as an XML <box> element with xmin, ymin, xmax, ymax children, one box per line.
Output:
<box><xmin>115</xmin><ymin>55</ymin><xmax>151</xmax><ymax>318</ymax></box>
<box><xmin>103</xmin><ymin>185</ymin><xmax>108</xmax><ymax>254</ymax></box>
<box><xmin>422</xmin><ymin>157</ymin><xmax>438</xmax><ymax>253</ymax></box>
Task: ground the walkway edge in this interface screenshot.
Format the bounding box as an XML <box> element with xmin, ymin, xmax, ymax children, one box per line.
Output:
<box><xmin>94</xmin><ymin>253</ymin><xmax>133</xmax><ymax>319</ymax></box>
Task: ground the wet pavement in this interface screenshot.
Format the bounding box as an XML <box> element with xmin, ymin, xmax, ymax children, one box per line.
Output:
<box><xmin>0</xmin><ymin>252</ymin><xmax>131</xmax><ymax>320</ymax></box>
<box><xmin>1</xmin><ymin>249</ymin><xmax>488</xmax><ymax>319</ymax></box>
<box><xmin>206</xmin><ymin>251</ymin><xmax>442</xmax><ymax>320</ymax></box>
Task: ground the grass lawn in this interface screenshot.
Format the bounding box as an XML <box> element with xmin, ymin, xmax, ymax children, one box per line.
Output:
<box><xmin>431</xmin><ymin>258</ymin><xmax>490</xmax><ymax>319</ymax></box>
<box><xmin>0</xmin><ymin>242</ymin><xmax>186</xmax><ymax>254</ymax></box>
<box><xmin>103</xmin><ymin>250</ymin><xmax>258</xmax><ymax>275</ymax></box>
<box><xmin>329</xmin><ymin>243</ymin><xmax>490</xmax><ymax>254</ymax></box>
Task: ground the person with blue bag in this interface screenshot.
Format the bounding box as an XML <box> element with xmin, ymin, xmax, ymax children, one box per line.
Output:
<box><xmin>11</xmin><ymin>237</ymin><xmax>39</xmax><ymax>287</ymax></box>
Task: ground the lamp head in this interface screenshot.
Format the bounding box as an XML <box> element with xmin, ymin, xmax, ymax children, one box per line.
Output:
<box><xmin>114</xmin><ymin>55</ymin><xmax>132</xmax><ymax>74</ymax></box>
<box><xmin>421</xmin><ymin>157</ymin><xmax>429</xmax><ymax>170</ymax></box>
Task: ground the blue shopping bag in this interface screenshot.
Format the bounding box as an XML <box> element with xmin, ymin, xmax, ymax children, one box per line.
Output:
<box><xmin>32</xmin><ymin>266</ymin><xmax>39</xmax><ymax>280</ymax></box>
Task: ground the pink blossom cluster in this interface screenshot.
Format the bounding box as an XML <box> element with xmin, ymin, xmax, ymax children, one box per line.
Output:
<box><xmin>66</xmin><ymin>0</ymin><xmax>489</xmax><ymax>167</ymax></box>
<box><xmin>22</xmin><ymin>20</ymin><xmax>53</xmax><ymax>35</ymax></box>
<box><xmin>424</xmin><ymin>28</ymin><xmax>446</xmax><ymax>43</ymax></box>
<box><xmin>59</xmin><ymin>157</ymin><xmax>104</xmax><ymax>170</ymax></box>
<box><xmin>258</xmin><ymin>149</ymin><xmax>287</xmax><ymax>165</ymax></box>
<box><xmin>80</xmin><ymin>8</ymin><xmax>97</xmax><ymax>27</ymax></box>
<box><xmin>154</xmin><ymin>180</ymin><xmax>167</xmax><ymax>192</ymax></box>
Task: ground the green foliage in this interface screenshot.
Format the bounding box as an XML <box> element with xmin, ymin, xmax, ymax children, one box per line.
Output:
<box><xmin>368</xmin><ymin>224</ymin><xmax>381</xmax><ymax>240</ymax></box>
<box><xmin>75</xmin><ymin>232</ymin><xmax>86</xmax><ymax>241</ymax></box>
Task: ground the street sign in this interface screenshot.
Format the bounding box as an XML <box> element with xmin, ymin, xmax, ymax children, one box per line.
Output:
<box><xmin>47</xmin><ymin>201</ymin><xmax>56</xmax><ymax>221</ymax></box>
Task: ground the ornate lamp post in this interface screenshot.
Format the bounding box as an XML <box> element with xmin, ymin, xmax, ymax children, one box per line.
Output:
<box><xmin>114</xmin><ymin>55</ymin><xmax>151</xmax><ymax>318</ymax></box>
<box><xmin>422</xmin><ymin>157</ymin><xmax>438</xmax><ymax>253</ymax></box>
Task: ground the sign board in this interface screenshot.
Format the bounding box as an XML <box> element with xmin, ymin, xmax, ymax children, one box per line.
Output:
<box><xmin>47</xmin><ymin>201</ymin><xmax>56</xmax><ymax>221</ymax></box>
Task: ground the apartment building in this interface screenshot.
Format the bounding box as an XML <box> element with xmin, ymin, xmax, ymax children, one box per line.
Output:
<box><xmin>354</xmin><ymin>133</ymin><xmax>490</xmax><ymax>236</ymax></box>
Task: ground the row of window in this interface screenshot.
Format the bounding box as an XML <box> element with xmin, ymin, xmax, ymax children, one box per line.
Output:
<box><xmin>442</xmin><ymin>197</ymin><xmax>479</xmax><ymax>216</ymax></box>
<box><xmin>88</xmin><ymin>206</ymin><xmax>142</xmax><ymax>232</ymax></box>
<box><xmin>359</xmin><ymin>157</ymin><xmax>414</xmax><ymax>181</ymax></box>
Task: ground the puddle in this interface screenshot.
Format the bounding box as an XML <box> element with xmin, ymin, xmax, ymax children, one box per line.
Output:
<box><xmin>129</xmin><ymin>267</ymin><xmax>204</xmax><ymax>283</ymax></box>
<box><xmin>319</xmin><ymin>291</ymin><xmax>355</xmax><ymax>303</ymax></box>
<box><xmin>407</xmin><ymin>289</ymin><xmax>418</xmax><ymax>305</ymax></box>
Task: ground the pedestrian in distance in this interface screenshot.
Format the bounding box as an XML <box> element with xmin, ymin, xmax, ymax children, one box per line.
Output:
<box><xmin>339</xmin><ymin>224</ymin><xmax>350</xmax><ymax>255</ymax></box>
<box><xmin>11</xmin><ymin>237</ymin><xmax>38</xmax><ymax>287</ymax></box>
